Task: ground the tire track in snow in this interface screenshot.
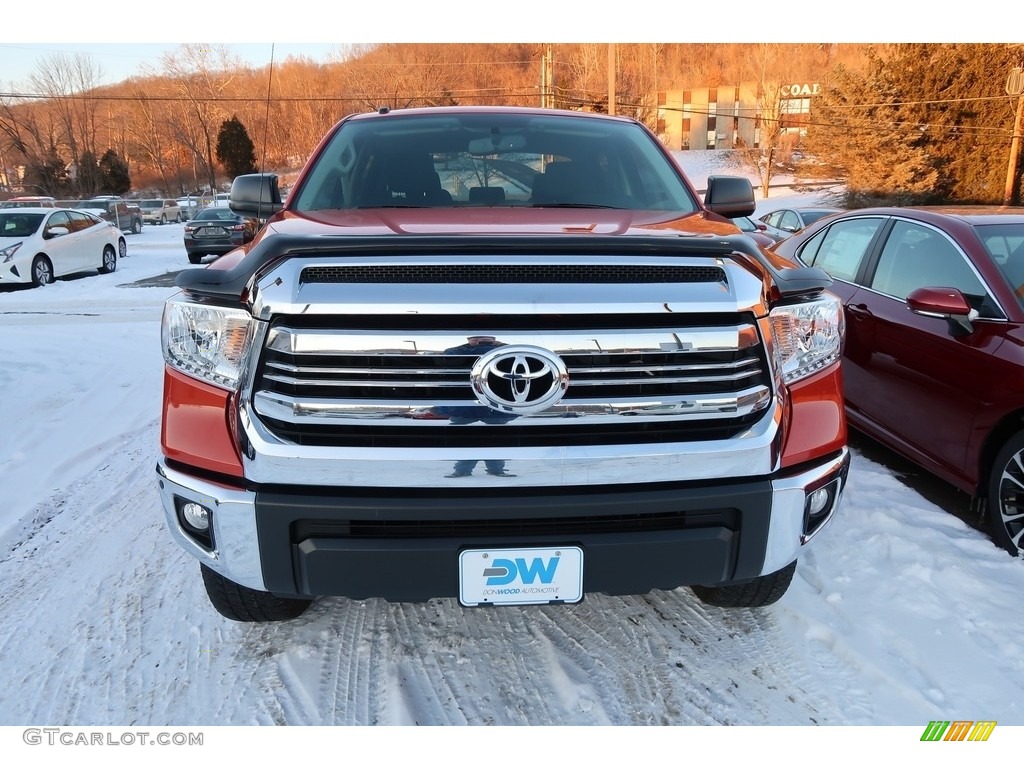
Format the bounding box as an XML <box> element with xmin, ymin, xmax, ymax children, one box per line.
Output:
<box><xmin>0</xmin><ymin>417</ymin><xmax>883</xmax><ymax>727</ymax></box>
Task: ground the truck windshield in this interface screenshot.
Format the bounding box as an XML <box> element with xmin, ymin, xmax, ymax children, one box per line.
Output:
<box><xmin>292</xmin><ymin>111</ymin><xmax>700</xmax><ymax>213</ymax></box>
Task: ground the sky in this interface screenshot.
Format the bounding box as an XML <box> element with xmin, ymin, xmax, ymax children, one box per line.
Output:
<box><xmin>0</xmin><ymin>43</ymin><xmax>345</xmax><ymax>88</ymax></box>
<box><xmin>0</xmin><ymin>2</ymin><xmax>1010</xmax><ymax>89</ymax></box>
<box><xmin>0</xmin><ymin>156</ymin><xmax>1020</xmax><ymax>764</ymax></box>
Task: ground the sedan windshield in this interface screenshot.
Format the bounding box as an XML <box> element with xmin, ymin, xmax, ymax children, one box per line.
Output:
<box><xmin>292</xmin><ymin>111</ymin><xmax>700</xmax><ymax>213</ymax></box>
<box><xmin>977</xmin><ymin>223</ymin><xmax>1024</xmax><ymax>305</ymax></box>
<box><xmin>0</xmin><ymin>212</ymin><xmax>44</xmax><ymax>237</ymax></box>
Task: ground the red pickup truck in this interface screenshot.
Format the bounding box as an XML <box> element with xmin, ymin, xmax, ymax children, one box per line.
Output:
<box><xmin>158</xmin><ymin>106</ymin><xmax>849</xmax><ymax>621</ymax></box>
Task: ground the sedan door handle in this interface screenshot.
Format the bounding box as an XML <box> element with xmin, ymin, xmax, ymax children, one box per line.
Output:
<box><xmin>846</xmin><ymin>303</ymin><xmax>871</xmax><ymax>318</ymax></box>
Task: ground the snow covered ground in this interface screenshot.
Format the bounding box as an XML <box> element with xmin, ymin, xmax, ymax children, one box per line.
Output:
<box><xmin>0</xmin><ymin>156</ymin><xmax>1021</xmax><ymax>760</ymax></box>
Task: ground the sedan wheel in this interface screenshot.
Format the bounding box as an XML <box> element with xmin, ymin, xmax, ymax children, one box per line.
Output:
<box><xmin>118</xmin><ymin>238</ymin><xmax>127</xmax><ymax>259</ymax></box>
<box><xmin>32</xmin><ymin>255</ymin><xmax>54</xmax><ymax>287</ymax></box>
<box><xmin>988</xmin><ymin>431</ymin><xmax>1024</xmax><ymax>556</ymax></box>
<box><xmin>99</xmin><ymin>244</ymin><xmax>117</xmax><ymax>274</ymax></box>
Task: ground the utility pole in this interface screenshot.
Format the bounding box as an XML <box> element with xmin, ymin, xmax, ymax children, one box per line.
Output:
<box><xmin>539</xmin><ymin>45</ymin><xmax>553</xmax><ymax>109</ymax></box>
<box><xmin>1004</xmin><ymin>65</ymin><xmax>1024</xmax><ymax>206</ymax></box>
<box><xmin>608</xmin><ymin>43</ymin><xmax>616</xmax><ymax>116</ymax></box>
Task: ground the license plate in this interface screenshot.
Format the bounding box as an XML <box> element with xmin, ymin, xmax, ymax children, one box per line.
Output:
<box><xmin>459</xmin><ymin>546</ymin><xmax>583</xmax><ymax>606</ymax></box>
<box><xmin>197</xmin><ymin>227</ymin><xmax>222</xmax><ymax>237</ymax></box>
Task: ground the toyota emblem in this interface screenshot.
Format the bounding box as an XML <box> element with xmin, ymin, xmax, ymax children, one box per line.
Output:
<box><xmin>470</xmin><ymin>345</ymin><xmax>569</xmax><ymax>414</ymax></box>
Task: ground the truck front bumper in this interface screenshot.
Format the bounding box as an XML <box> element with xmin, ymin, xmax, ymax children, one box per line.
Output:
<box><xmin>157</xmin><ymin>448</ymin><xmax>848</xmax><ymax>600</ymax></box>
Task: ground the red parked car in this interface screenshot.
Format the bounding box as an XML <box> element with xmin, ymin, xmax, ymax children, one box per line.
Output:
<box><xmin>773</xmin><ymin>206</ymin><xmax>1024</xmax><ymax>556</ymax></box>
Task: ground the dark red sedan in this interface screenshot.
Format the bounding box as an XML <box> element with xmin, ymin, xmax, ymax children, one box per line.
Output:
<box><xmin>773</xmin><ymin>206</ymin><xmax>1024</xmax><ymax>556</ymax></box>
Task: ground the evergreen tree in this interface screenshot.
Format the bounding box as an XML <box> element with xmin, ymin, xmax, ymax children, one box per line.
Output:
<box><xmin>215</xmin><ymin>116</ymin><xmax>258</xmax><ymax>180</ymax></box>
<box><xmin>98</xmin><ymin>150</ymin><xmax>131</xmax><ymax>195</ymax></box>
<box><xmin>804</xmin><ymin>44</ymin><xmax>1022</xmax><ymax>205</ymax></box>
<box><xmin>77</xmin><ymin>150</ymin><xmax>100</xmax><ymax>196</ymax></box>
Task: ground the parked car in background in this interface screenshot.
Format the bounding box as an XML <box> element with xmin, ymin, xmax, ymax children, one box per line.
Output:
<box><xmin>0</xmin><ymin>206</ymin><xmax>123</xmax><ymax>287</ymax></box>
<box><xmin>759</xmin><ymin>206</ymin><xmax>841</xmax><ymax>235</ymax></box>
<box><xmin>0</xmin><ymin>196</ymin><xmax>57</xmax><ymax>209</ymax></box>
<box><xmin>176</xmin><ymin>196</ymin><xmax>201</xmax><ymax>221</ymax></box>
<box><xmin>735</xmin><ymin>215</ymin><xmax>787</xmax><ymax>247</ymax></box>
<box><xmin>773</xmin><ymin>206</ymin><xmax>1024</xmax><ymax>556</ymax></box>
<box><xmin>139</xmin><ymin>198</ymin><xmax>182</xmax><ymax>225</ymax></box>
<box><xmin>182</xmin><ymin>205</ymin><xmax>258</xmax><ymax>263</ymax></box>
<box><xmin>80</xmin><ymin>197</ymin><xmax>144</xmax><ymax>235</ymax></box>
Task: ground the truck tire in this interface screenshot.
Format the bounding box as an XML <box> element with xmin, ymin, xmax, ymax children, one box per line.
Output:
<box><xmin>200</xmin><ymin>564</ymin><xmax>312</xmax><ymax>622</ymax></box>
<box><xmin>987</xmin><ymin>430</ymin><xmax>1024</xmax><ymax>556</ymax></box>
<box><xmin>131</xmin><ymin>218</ymin><xmax>142</xmax><ymax>235</ymax></box>
<box><xmin>690</xmin><ymin>560</ymin><xmax>796</xmax><ymax>608</ymax></box>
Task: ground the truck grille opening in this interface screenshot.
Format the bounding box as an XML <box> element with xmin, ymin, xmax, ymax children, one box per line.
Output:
<box><xmin>250</xmin><ymin>318</ymin><xmax>774</xmax><ymax>448</ymax></box>
<box><xmin>292</xmin><ymin>508</ymin><xmax>740</xmax><ymax>540</ymax></box>
<box><xmin>299</xmin><ymin>264</ymin><xmax>727</xmax><ymax>284</ymax></box>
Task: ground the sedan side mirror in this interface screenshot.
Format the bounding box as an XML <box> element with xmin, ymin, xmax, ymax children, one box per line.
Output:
<box><xmin>907</xmin><ymin>286</ymin><xmax>978</xmax><ymax>336</ymax></box>
<box><xmin>43</xmin><ymin>226</ymin><xmax>69</xmax><ymax>239</ymax></box>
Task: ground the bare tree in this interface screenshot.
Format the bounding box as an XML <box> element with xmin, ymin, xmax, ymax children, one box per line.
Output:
<box><xmin>0</xmin><ymin>94</ymin><xmax>65</xmax><ymax>194</ymax></box>
<box><xmin>27</xmin><ymin>53</ymin><xmax>104</xmax><ymax>195</ymax></box>
<box><xmin>345</xmin><ymin>44</ymin><xmax>466</xmax><ymax>111</ymax></box>
<box><xmin>125</xmin><ymin>82</ymin><xmax>175</xmax><ymax>193</ymax></box>
<box><xmin>732</xmin><ymin>45</ymin><xmax>794</xmax><ymax>199</ymax></box>
<box><xmin>157</xmin><ymin>44</ymin><xmax>243</xmax><ymax>193</ymax></box>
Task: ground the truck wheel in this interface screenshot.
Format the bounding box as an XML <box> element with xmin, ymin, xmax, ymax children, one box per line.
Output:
<box><xmin>690</xmin><ymin>560</ymin><xmax>796</xmax><ymax>608</ymax></box>
<box><xmin>200</xmin><ymin>564</ymin><xmax>312</xmax><ymax>622</ymax></box>
<box><xmin>131</xmin><ymin>218</ymin><xmax>142</xmax><ymax>235</ymax></box>
<box><xmin>99</xmin><ymin>244</ymin><xmax>117</xmax><ymax>274</ymax></box>
<box><xmin>987</xmin><ymin>430</ymin><xmax>1024</xmax><ymax>556</ymax></box>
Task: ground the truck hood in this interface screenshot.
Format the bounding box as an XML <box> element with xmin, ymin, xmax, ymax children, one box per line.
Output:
<box><xmin>258</xmin><ymin>207</ymin><xmax>739</xmax><ymax>240</ymax></box>
<box><xmin>184</xmin><ymin>206</ymin><xmax>831</xmax><ymax>302</ymax></box>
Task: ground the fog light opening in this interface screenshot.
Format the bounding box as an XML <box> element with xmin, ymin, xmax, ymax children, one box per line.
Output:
<box><xmin>803</xmin><ymin>479</ymin><xmax>840</xmax><ymax>541</ymax></box>
<box><xmin>176</xmin><ymin>498</ymin><xmax>215</xmax><ymax>550</ymax></box>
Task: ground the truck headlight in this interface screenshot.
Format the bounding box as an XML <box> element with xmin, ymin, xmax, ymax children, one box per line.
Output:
<box><xmin>162</xmin><ymin>297</ymin><xmax>255</xmax><ymax>389</ymax></box>
<box><xmin>769</xmin><ymin>293</ymin><xmax>844</xmax><ymax>384</ymax></box>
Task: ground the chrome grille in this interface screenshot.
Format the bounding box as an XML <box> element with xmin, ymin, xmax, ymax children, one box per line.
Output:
<box><xmin>251</xmin><ymin>323</ymin><xmax>773</xmax><ymax>446</ymax></box>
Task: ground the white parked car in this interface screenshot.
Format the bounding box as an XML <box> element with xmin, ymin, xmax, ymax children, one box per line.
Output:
<box><xmin>0</xmin><ymin>206</ymin><xmax>125</xmax><ymax>287</ymax></box>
